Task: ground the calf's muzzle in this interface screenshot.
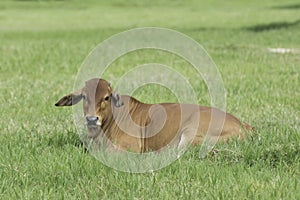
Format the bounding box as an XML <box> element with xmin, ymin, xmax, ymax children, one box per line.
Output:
<box><xmin>86</xmin><ymin>116</ymin><xmax>99</xmax><ymax>126</ymax></box>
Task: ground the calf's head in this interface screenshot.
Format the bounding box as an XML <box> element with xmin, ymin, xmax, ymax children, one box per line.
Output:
<box><xmin>55</xmin><ymin>78</ymin><xmax>123</xmax><ymax>127</ymax></box>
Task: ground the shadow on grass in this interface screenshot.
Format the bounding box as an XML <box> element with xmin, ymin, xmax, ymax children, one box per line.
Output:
<box><xmin>46</xmin><ymin>130</ymin><xmax>85</xmax><ymax>150</ymax></box>
<box><xmin>271</xmin><ymin>3</ymin><xmax>300</xmax><ymax>10</ymax></box>
<box><xmin>245</xmin><ymin>20</ymin><xmax>300</xmax><ymax>32</ymax></box>
<box><xmin>245</xmin><ymin>143</ymin><xmax>300</xmax><ymax>168</ymax></box>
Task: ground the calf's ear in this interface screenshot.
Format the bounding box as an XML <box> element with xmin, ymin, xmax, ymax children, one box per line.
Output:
<box><xmin>112</xmin><ymin>92</ymin><xmax>123</xmax><ymax>107</ymax></box>
<box><xmin>55</xmin><ymin>90</ymin><xmax>82</xmax><ymax>106</ymax></box>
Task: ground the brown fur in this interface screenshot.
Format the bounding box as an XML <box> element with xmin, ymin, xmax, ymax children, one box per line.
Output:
<box><xmin>55</xmin><ymin>78</ymin><xmax>253</xmax><ymax>152</ymax></box>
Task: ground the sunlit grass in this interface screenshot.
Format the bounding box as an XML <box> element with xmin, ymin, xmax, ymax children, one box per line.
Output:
<box><xmin>0</xmin><ymin>0</ymin><xmax>299</xmax><ymax>199</ymax></box>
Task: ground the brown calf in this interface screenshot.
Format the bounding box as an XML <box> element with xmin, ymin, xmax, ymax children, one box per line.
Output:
<box><xmin>55</xmin><ymin>78</ymin><xmax>253</xmax><ymax>152</ymax></box>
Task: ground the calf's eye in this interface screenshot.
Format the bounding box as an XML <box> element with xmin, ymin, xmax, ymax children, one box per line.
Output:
<box><xmin>104</xmin><ymin>96</ymin><xmax>110</xmax><ymax>101</ymax></box>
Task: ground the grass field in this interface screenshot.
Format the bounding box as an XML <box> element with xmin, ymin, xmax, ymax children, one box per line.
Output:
<box><xmin>0</xmin><ymin>0</ymin><xmax>299</xmax><ymax>199</ymax></box>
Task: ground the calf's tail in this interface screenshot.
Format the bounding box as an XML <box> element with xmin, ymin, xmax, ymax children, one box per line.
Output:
<box><xmin>243</xmin><ymin>122</ymin><xmax>255</xmax><ymax>132</ymax></box>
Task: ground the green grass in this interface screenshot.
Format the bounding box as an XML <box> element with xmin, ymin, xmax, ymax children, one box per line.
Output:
<box><xmin>0</xmin><ymin>0</ymin><xmax>299</xmax><ymax>199</ymax></box>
